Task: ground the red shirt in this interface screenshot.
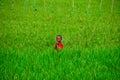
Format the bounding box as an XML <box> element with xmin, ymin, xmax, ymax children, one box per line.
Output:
<box><xmin>58</xmin><ymin>43</ymin><xmax>64</xmax><ymax>49</ymax></box>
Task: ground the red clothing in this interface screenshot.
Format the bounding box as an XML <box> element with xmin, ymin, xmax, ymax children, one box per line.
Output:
<box><xmin>58</xmin><ymin>43</ymin><xmax>64</xmax><ymax>49</ymax></box>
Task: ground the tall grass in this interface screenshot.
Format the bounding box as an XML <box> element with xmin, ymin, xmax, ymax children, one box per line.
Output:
<box><xmin>0</xmin><ymin>47</ymin><xmax>119</xmax><ymax>79</ymax></box>
<box><xmin>0</xmin><ymin>0</ymin><xmax>120</xmax><ymax>80</ymax></box>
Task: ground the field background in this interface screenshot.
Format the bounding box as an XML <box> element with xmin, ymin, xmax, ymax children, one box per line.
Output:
<box><xmin>0</xmin><ymin>0</ymin><xmax>120</xmax><ymax>80</ymax></box>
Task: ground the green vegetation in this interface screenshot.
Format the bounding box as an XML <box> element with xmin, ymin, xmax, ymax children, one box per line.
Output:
<box><xmin>0</xmin><ymin>0</ymin><xmax>120</xmax><ymax>80</ymax></box>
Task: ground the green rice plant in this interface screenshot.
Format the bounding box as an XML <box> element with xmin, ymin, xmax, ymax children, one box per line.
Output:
<box><xmin>0</xmin><ymin>0</ymin><xmax>119</xmax><ymax>80</ymax></box>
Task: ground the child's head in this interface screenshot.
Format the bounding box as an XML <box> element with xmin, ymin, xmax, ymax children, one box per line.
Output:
<box><xmin>56</xmin><ymin>35</ymin><xmax>62</xmax><ymax>42</ymax></box>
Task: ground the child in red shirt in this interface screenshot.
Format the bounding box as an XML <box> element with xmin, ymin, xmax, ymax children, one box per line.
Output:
<box><xmin>54</xmin><ymin>35</ymin><xmax>64</xmax><ymax>51</ymax></box>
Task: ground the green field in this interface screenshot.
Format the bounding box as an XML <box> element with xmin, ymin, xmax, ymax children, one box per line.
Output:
<box><xmin>0</xmin><ymin>0</ymin><xmax>120</xmax><ymax>80</ymax></box>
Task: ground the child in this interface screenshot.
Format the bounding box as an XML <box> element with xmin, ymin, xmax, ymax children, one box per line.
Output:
<box><xmin>54</xmin><ymin>35</ymin><xmax>64</xmax><ymax>51</ymax></box>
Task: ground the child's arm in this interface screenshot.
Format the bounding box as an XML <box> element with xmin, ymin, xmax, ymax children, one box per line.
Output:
<box><xmin>54</xmin><ymin>42</ymin><xmax>57</xmax><ymax>50</ymax></box>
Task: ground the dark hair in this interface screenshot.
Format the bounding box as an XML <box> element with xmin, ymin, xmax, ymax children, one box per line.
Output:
<box><xmin>56</xmin><ymin>35</ymin><xmax>62</xmax><ymax>39</ymax></box>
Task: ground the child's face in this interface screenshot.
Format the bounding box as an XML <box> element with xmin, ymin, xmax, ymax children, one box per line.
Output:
<box><xmin>56</xmin><ymin>37</ymin><xmax>62</xmax><ymax>42</ymax></box>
